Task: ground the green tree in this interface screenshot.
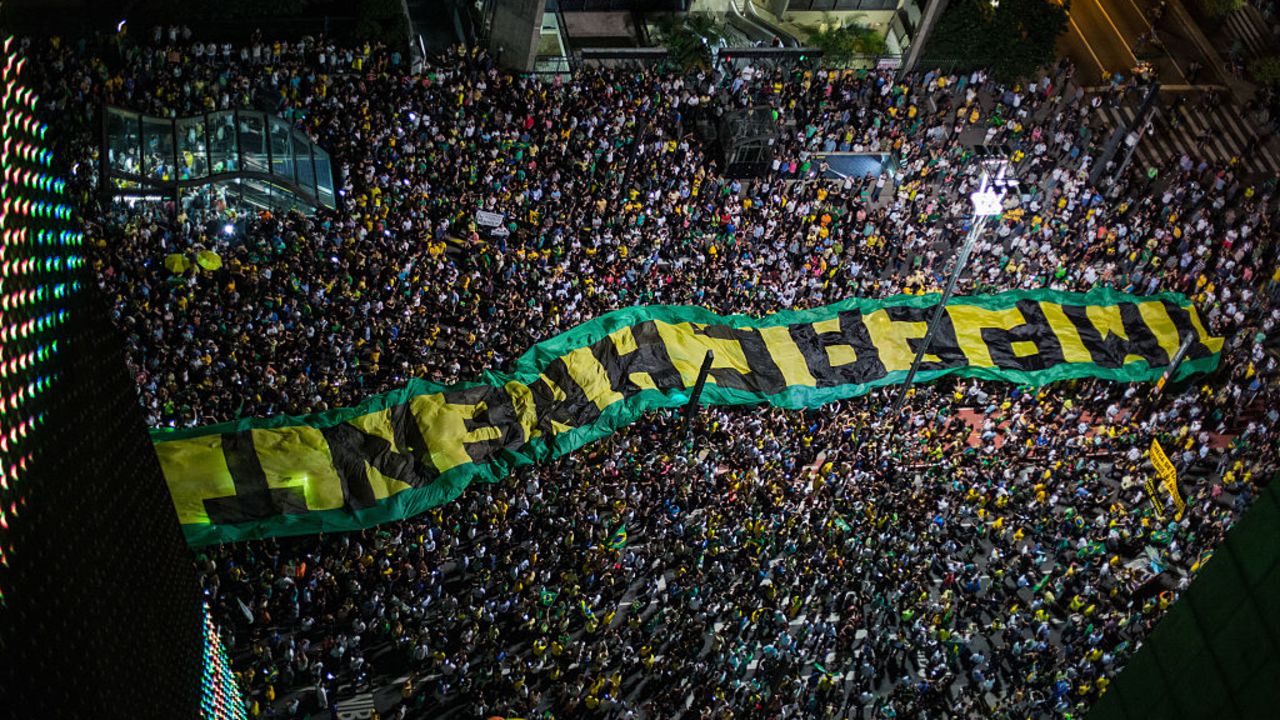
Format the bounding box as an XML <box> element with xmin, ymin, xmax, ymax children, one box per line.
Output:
<box><xmin>1196</xmin><ymin>0</ymin><xmax>1244</xmax><ymax>16</ymax></box>
<box><xmin>1249</xmin><ymin>56</ymin><xmax>1280</xmax><ymax>86</ymax></box>
<box><xmin>654</xmin><ymin>14</ymin><xmax>727</xmax><ymax>72</ymax></box>
<box><xmin>923</xmin><ymin>0</ymin><xmax>1068</xmax><ymax>81</ymax></box>
<box><xmin>136</xmin><ymin>0</ymin><xmax>305</xmax><ymax>18</ymax></box>
<box><xmin>807</xmin><ymin>23</ymin><xmax>889</xmax><ymax>65</ymax></box>
<box><xmin>353</xmin><ymin>0</ymin><xmax>411</xmax><ymax>51</ymax></box>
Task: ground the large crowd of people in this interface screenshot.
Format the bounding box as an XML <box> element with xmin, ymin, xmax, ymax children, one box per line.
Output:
<box><xmin>23</xmin><ymin>23</ymin><xmax>1280</xmax><ymax>719</ymax></box>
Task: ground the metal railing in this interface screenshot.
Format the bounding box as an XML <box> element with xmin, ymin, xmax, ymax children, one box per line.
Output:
<box><xmin>527</xmin><ymin>43</ymin><xmax>989</xmax><ymax>79</ymax></box>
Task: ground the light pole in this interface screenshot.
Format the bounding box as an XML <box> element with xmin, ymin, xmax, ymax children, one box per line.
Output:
<box><xmin>890</xmin><ymin>156</ymin><xmax>1014</xmax><ymax>418</ymax></box>
<box><xmin>1114</xmin><ymin>83</ymin><xmax>1161</xmax><ymax>180</ymax></box>
<box><xmin>1089</xmin><ymin>82</ymin><xmax>1160</xmax><ymax>187</ymax></box>
<box><xmin>684</xmin><ymin>350</ymin><xmax>715</xmax><ymax>438</ymax></box>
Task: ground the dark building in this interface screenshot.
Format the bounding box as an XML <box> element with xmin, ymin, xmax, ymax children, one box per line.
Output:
<box><xmin>1088</xmin><ymin>478</ymin><xmax>1280</xmax><ymax>719</ymax></box>
<box><xmin>0</xmin><ymin>41</ymin><xmax>212</xmax><ymax>719</ymax></box>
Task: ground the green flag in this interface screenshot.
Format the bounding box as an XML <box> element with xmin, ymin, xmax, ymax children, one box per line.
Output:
<box><xmin>608</xmin><ymin>523</ymin><xmax>628</xmax><ymax>550</ymax></box>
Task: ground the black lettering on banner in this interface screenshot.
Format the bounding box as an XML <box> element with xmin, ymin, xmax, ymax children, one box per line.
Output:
<box><xmin>886</xmin><ymin>304</ymin><xmax>968</xmax><ymax>370</ymax></box>
<box><xmin>1062</xmin><ymin>303</ymin><xmax>1169</xmax><ymax>368</ymax></box>
<box><xmin>788</xmin><ymin>310</ymin><xmax>887</xmax><ymax>387</ymax></box>
<box><xmin>590</xmin><ymin>320</ymin><xmax>685</xmax><ymax>396</ymax></box>
<box><xmin>205</xmin><ymin>430</ymin><xmax>306</xmax><ymax>524</ymax></box>
<box><xmin>445</xmin><ymin>385</ymin><xmax>526</xmax><ymax>464</ymax></box>
<box><xmin>528</xmin><ymin>356</ymin><xmax>602</xmax><ymax>435</ymax></box>
<box><xmin>982</xmin><ymin>299</ymin><xmax>1067</xmax><ymax>371</ymax></box>
<box><xmin>1119</xmin><ymin>302</ymin><xmax>1169</xmax><ymax>365</ymax></box>
<box><xmin>321</xmin><ymin>407</ymin><xmax>441</xmax><ymax>511</ymax></box>
<box><xmin>391</xmin><ymin>400</ymin><xmax>433</xmax><ymax>463</ymax></box>
<box><xmin>690</xmin><ymin>324</ymin><xmax>787</xmax><ymax>395</ymax></box>
<box><xmin>1160</xmin><ymin>299</ymin><xmax>1215</xmax><ymax>362</ymax></box>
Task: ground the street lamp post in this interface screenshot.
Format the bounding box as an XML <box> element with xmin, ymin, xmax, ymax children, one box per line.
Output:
<box><xmin>1089</xmin><ymin>82</ymin><xmax>1161</xmax><ymax>187</ymax></box>
<box><xmin>684</xmin><ymin>350</ymin><xmax>715</xmax><ymax>438</ymax></box>
<box><xmin>890</xmin><ymin>158</ymin><xmax>1014</xmax><ymax>418</ymax></box>
<box><xmin>1114</xmin><ymin>83</ymin><xmax>1161</xmax><ymax>180</ymax></box>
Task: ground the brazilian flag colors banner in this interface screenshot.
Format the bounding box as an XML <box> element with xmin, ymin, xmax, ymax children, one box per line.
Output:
<box><xmin>154</xmin><ymin>288</ymin><xmax>1223</xmax><ymax>546</ymax></box>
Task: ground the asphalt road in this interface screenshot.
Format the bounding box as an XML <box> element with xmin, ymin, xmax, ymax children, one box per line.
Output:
<box><xmin>1060</xmin><ymin>0</ymin><xmax>1209</xmax><ymax>88</ymax></box>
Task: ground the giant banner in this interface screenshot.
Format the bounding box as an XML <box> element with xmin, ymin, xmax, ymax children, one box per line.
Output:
<box><xmin>155</xmin><ymin>289</ymin><xmax>1223</xmax><ymax>545</ymax></box>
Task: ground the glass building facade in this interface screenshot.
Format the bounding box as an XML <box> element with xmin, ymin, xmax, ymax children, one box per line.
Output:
<box><xmin>102</xmin><ymin>107</ymin><xmax>337</xmax><ymax>214</ymax></box>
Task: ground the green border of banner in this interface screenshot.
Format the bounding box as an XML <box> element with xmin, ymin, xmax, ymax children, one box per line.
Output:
<box><xmin>155</xmin><ymin>287</ymin><xmax>1221</xmax><ymax>546</ymax></box>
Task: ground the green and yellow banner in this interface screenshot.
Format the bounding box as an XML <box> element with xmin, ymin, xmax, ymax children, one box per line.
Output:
<box><xmin>154</xmin><ymin>288</ymin><xmax>1223</xmax><ymax>546</ymax></box>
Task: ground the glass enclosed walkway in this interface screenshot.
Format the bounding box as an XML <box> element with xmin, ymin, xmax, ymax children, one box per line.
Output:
<box><xmin>103</xmin><ymin>107</ymin><xmax>336</xmax><ymax>214</ymax></box>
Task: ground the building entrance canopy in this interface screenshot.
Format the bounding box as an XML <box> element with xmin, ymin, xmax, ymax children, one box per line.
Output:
<box><xmin>103</xmin><ymin>107</ymin><xmax>336</xmax><ymax>213</ymax></box>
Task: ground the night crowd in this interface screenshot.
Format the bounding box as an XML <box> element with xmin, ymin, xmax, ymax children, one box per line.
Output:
<box><xmin>22</xmin><ymin>24</ymin><xmax>1280</xmax><ymax>719</ymax></box>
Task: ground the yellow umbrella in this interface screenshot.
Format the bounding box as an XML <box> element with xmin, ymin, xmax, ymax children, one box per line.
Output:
<box><xmin>196</xmin><ymin>250</ymin><xmax>223</xmax><ymax>271</ymax></box>
<box><xmin>164</xmin><ymin>253</ymin><xmax>192</xmax><ymax>274</ymax></box>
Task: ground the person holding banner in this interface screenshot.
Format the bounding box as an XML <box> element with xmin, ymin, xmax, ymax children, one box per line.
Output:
<box><xmin>22</xmin><ymin>24</ymin><xmax>1280</xmax><ymax>720</ymax></box>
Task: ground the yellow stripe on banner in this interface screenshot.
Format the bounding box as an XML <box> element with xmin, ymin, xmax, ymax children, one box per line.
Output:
<box><xmin>1085</xmin><ymin>304</ymin><xmax>1126</xmax><ymax>342</ymax></box>
<box><xmin>156</xmin><ymin>434</ymin><xmax>235</xmax><ymax>525</ymax></box>
<box><xmin>700</xmin><ymin>325</ymin><xmax>755</xmax><ymax>382</ymax></box>
<box><xmin>812</xmin><ymin>318</ymin><xmax>842</xmax><ymax>334</ymax></box>
<box><xmin>1185</xmin><ymin>305</ymin><xmax>1225</xmax><ymax>354</ymax></box>
<box><xmin>1084</xmin><ymin>305</ymin><xmax>1145</xmax><ymax>364</ymax></box>
<box><xmin>347</xmin><ymin>408</ymin><xmax>399</xmax><ymax>451</ymax></box>
<box><xmin>758</xmin><ymin>325</ymin><xmax>817</xmax><ymax>388</ymax></box>
<box><xmin>860</xmin><ymin>309</ymin><xmax>934</xmax><ymax>372</ymax></box>
<box><xmin>531</xmin><ymin>374</ymin><xmax>576</xmax><ymax>434</ymax></box>
<box><xmin>1039</xmin><ymin>302</ymin><xmax>1093</xmax><ymax>363</ymax></box>
<box><xmin>251</xmin><ymin>427</ymin><xmax>345</xmax><ymax>511</ymax></box>
<box><xmin>561</xmin><ymin>345</ymin><xmax>625</xmax><ymax>411</ymax></box>
<box><xmin>946</xmin><ymin>305</ymin><xmax>1026</xmax><ymax>368</ymax></box>
<box><xmin>1010</xmin><ymin>341</ymin><xmax>1038</xmax><ymax>357</ymax></box>
<box><xmin>652</xmin><ymin>321</ymin><xmax>703</xmax><ymax>386</ymax></box>
<box><xmin>1136</xmin><ymin>301</ymin><xmax>1183</xmax><ymax>363</ymax></box>
<box><xmin>505</xmin><ymin>380</ymin><xmax>540</xmax><ymax>443</ymax></box>
<box><xmin>654</xmin><ymin>320</ymin><xmax>765</xmax><ymax>389</ymax></box>
<box><xmin>367</xmin><ymin>465</ymin><xmax>412</xmax><ymax>500</ymax></box>
<box><xmin>346</xmin><ymin>409</ymin><xmax>412</xmax><ymax>500</ymax></box>
<box><xmin>812</xmin><ymin>317</ymin><xmax>859</xmax><ymax>369</ymax></box>
<box><xmin>422</xmin><ymin>392</ymin><xmax>506</xmax><ymax>471</ymax></box>
<box><xmin>410</xmin><ymin>392</ymin><xmax>486</xmax><ymax>474</ymax></box>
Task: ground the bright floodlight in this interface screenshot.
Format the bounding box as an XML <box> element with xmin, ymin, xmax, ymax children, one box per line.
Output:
<box><xmin>223</xmin><ymin>223</ymin><xmax>235</xmax><ymax>236</ymax></box>
<box><xmin>971</xmin><ymin>189</ymin><xmax>1004</xmax><ymax>216</ymax></box>
<box><xmin>970</xmin><ymin>160</ymin><xmax>1011</xmax><ymax>217</ymax></box>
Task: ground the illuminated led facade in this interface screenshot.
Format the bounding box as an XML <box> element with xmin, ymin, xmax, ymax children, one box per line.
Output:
<box><xmin>201</xmin><ymin>601</ymin><xmax>250</xmax><ymax>720</ymax></box>
<box><xmin>0</xmin><ymin>37</ymin><xmax>215</xmax><ymax>717</ymax></box>
<box><xmin>0</xmin><ymin>35</ymin><xmax>77</xmax><ymax>607</ymax></box>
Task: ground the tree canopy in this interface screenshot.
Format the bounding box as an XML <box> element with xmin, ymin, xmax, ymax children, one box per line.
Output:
<box><xmin>654</xmin><ymin>14</ymin><xmax>728</xmax><ymax>72</ymax></box>
<box><xmin>922</xmin><ymin>0</ymin><xmax>1069</xmax><ymax>81</ymax></box>
<box><xmin>806</xmin><ymin>23</ymin><xmax>890</xmax><ymax>65</ymax></box>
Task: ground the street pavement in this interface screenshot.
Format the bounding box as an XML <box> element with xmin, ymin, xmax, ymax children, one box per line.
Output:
<box><xmin>1090</xmin><ymin>90</ymin><xmax>1280</xmax><ymax>177</ymax></box>
<box><xmin>1220</xmin><ymin>4</ymin><xmax>1278</xmax><ymax>61</ymax></box>
<box><xmin>1058</xmin><ymin>0</ymin><xmax>1213</xmax><ymax>88</ymax></box>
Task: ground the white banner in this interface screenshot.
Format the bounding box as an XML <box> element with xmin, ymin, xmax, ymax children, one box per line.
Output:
<box><xmin>476</xmin><ymin>210</ymin><xmax>505</xmax><ymax>227</ymax></box>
